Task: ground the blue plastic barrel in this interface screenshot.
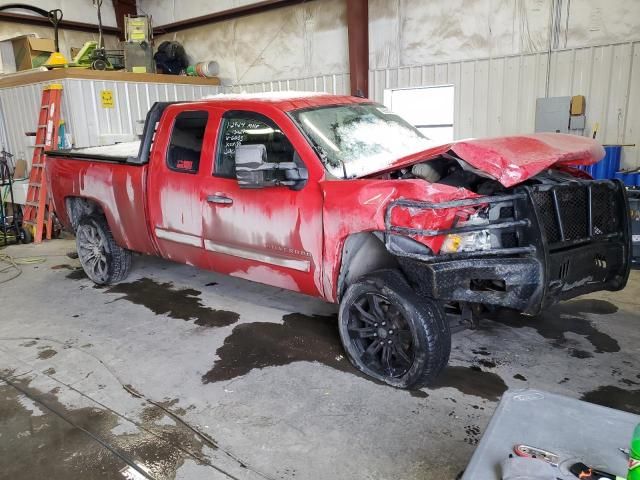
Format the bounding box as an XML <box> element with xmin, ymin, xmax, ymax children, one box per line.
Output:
<box><xmin>579</xmin><ymin>145</ymin><xmax>622</xmax><ymax>179</ymax></box>
<box><xmin>622</xmin><ymin>172</ymin><xmax>638</xmax><ymax>187</ymax></box>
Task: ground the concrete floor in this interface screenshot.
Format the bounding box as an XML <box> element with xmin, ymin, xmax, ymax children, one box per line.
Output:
<box><xmin>1</xmin><ymin>238</ymin><xmax>639</xmax><ymax>480</ymax></box>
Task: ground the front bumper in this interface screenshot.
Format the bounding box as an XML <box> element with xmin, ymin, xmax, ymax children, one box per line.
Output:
<box><xmin>386</xmin><ymin>180</ymin><xmax>631</xmax><ymax>316</ymax></box>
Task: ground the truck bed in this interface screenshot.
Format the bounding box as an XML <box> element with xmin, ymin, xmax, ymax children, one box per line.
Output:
<box><xmin>48</xmin><ymin>140</ymin><xmax>141</xmax><ymax>163</ymax></box>
<box><xmin>45</xmin><ymin>154</ymin><xmax>156</xmax><ymax>255</ymax></box>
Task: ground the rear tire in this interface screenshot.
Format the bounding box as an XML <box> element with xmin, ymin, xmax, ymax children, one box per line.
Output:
<box><xmin>76</xmin><ymin>215</ymin><xmax>131</xmax><ymax>284</ymax></box>
<box><xmin>338</xmin><ymin>269</ymin><xmax>450</xmax><ymax>389</ymax></box>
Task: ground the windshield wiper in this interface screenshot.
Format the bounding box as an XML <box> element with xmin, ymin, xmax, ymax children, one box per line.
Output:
<box><xmin>308</xmin><ymin>137</ymin><xmax>349</xmax><ymax>179</ymax></box>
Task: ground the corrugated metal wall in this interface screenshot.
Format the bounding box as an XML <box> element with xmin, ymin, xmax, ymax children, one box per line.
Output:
<box><xmin>233</xmin><ymin>40</ymin><xmax>640</xmax><ymax>168</ymax></box>
<box><xmin>370</xmin><ymin>41</ymin><xmax>637</xmax><ymax>139</ymax></box>
<box><xmin>229</xmin><ymin>73</ymin><xmax>351</xmax><ymax>96</ymax></box>
<box><xmin>369</xmin><ymin>40</ymin><xmax>640</xmax><ymax>167</ymax></box>
<box><xmin>1</xmin><ymin>40</ymin><xmax>637</xmax><ymax>168</ymax></box>
<box><xmin>0</xmin><ymin>78</ymin><xmax>222</xmax><ymax>167</ymax></box>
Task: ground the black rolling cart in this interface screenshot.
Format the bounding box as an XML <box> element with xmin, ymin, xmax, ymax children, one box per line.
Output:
<box><xmin>0</xmin><ymin>150</ymin><xmax>30</xmax><ymax>246</ymax></box>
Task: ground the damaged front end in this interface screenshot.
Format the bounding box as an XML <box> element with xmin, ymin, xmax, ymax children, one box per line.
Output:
<box><xmin>385</xmin><ymin>178</ymin><xmax>631</xmax><ymax>316</ymax></box>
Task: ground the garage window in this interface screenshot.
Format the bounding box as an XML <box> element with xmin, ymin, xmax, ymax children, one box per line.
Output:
<box><xmin>383</xmin><ymin>85</ymin><xmax>454</xmax><ymax>144</ymax></box>
<box><xmin>166</xmin><ymin>110</ymin><xmax>208</xmax><ymax>173</ymax></box>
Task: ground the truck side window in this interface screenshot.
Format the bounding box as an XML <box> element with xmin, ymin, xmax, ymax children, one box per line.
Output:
<box><xmin>166</xmin><ymin>110</ymin><xmax>208</xmax><ymax>173</ymax></box>
<box><xmin>215</xmin><ymin>112</ymin><xmax>296</xmax><ymax>178</ymax></box>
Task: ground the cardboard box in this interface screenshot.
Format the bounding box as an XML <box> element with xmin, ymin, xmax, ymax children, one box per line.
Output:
<box><xmin>11</xmin><ymin>36</ymin><xmax>55</xmax><ymax>71</ymax></box>
<box><xmin>571</xmin><ymin>95</ymin><xmax>586</xmax><ymax>115</ymax></box>
<box><xmin>13</xmin><ymin>159</ymin><xmax>27</xmax><ymax>179</ymax></box>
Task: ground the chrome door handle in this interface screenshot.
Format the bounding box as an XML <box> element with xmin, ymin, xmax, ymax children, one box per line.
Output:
<box><xmin>207</xmin><ymin>194</ymin><xmax>233</xmax><ymax>205</ymax></box>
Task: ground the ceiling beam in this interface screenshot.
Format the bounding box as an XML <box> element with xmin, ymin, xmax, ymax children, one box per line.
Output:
<box><xmin>346</xmin><ymin>0</ymin><xmax>368</xmax><ymax>97</ymax></box>
<box><xmin>153</xmin><ymin>0</ymin><xmax>311</xmax><ymax>35</ymax></box>
<box><xmin>0</xmin><ymin>11</ymin><xmax>119</xmax><ymax>35</ymax></box>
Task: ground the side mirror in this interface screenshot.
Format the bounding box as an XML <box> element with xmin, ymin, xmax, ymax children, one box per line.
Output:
<box><xmin>235</xmin><ymin>144</ymin><xmax>271</xmax><ymax>188</ymax></box>
<box><xmin>235</xmin><ymin>144</ymin><xmax>308</xmax><ymax>190</ymax></box>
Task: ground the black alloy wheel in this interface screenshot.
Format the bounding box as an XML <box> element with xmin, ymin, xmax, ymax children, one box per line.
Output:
<box><xmin>339</xmin><ymin>270</ymin><xmax>451</xmax><ymax>389</ymax></box>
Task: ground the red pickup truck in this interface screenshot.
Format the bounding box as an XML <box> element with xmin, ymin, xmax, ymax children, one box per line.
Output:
<box><xmin>46</xmin><ymin>93</ymin><xmax>630</xmax><ymax>389</ymax></box>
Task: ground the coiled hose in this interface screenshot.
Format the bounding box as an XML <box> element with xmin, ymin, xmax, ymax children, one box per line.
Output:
<box><xmin>0</xmin><ymin>253</ymin><xmax>46</xmax><ymax>285</ymax></box>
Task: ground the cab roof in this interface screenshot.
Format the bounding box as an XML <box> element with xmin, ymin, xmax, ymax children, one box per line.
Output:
<box><xmin>198</xmin><ymin>91</ymin><xmax>370</xmax><ymax>111</ymax></box>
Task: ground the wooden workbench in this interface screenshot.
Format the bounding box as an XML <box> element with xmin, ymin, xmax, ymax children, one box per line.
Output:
<box><xmin>0</xmin><ymin>68</ymin><xmax>221</xmax><ymax>89</ymax></box>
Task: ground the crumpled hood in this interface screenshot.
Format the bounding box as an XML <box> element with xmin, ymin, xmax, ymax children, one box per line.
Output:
<box><xmin>374</xmin><ymin>133</ymin><xmax>605</xmax><ymax>187</ymax></box>
<box><xmin>449</xmin><ymin>133</ymin><xmax>605</xmax><ymax>187</ymax></box>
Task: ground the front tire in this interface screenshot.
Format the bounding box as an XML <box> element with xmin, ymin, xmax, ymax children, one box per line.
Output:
<box><xmin>76</xmin><ymin>215</ymin><xmax>131</xmax><ymax>284</ymax></box>
<box><xmin>339</xmin><ymin>270</ymin><xmax>450</xmax><ymax>389</ymax></box>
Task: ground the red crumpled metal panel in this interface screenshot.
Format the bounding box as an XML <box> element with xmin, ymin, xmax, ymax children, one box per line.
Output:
<box><xmin>449</xmin><ymin>133</ymin><xmax>605</xmax><ymax>187</ymax></box>
<box><xmin>320</xmin><ymin>179</ymin><xmax>476</xmax><ymax>302</ymax></box>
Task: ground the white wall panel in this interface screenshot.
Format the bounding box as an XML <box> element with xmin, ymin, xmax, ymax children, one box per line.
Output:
<box><xmin>0</xmin><ymin>78</ymin><xmax>222</xmax><ymax>168</ymax></box>
<box><xmin>369</xmin><ymin>41</ymin><xmax>640</xmax><ymax>168</ymax></box>
<box><xmin>230</xmin><ymin>73</ymin><xmax>351</xmax><ymax>96</ymax></box>
<box><xmin>625</xmin><ymin>44</ymin><xmax>640</xmax><ymax>167</ymax></box>
<box><xmin>229</xmin><ymin>40</ymin><xmax>639</xmax><ymax>169</ymax></box>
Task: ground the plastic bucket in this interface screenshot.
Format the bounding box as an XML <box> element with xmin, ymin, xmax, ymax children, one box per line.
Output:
<box><xmin>195</xmin><ymin>61</ymin><xmax>219</xmax><ymax>77</ymax></box>
<box><xmin>186</xmin><ymin>62</ymin><xmax>219</xmax><ymax>77</ymax></box>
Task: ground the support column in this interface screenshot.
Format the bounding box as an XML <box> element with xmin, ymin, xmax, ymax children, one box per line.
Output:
<box><xmin>346</xmin><ymin>0</ymin><xmax>369</xmax><ymax>98</ymax></box>
<box><xmin>112</xmin><ymin>0</ymin><xmax>137</xmax><ymax>40</ymax></box>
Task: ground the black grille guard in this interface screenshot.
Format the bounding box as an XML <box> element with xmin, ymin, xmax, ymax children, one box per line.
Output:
<box><xmin>384</xmin><ymin>179</ymin><xmax>631</xmax><ymax>313</ymax></box>
<box><xmin>384</xmin><ymin>180</ymin><xmax>630</xmax><ymax>261</ymax></box>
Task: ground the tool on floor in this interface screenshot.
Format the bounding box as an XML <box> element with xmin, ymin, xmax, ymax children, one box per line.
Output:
<box><xmin>629</xmin><ymin>424</ymin><xmax>640</xmax><ymax>480</ymax></box>
<box><xmin>569</xmin><ymin>462</ymin><xmax>626</xmax><ymax>479</ymax></box>
<box><xmin>22</xmin><ymin>84</ymin><xmax>62</xmax><ymax>243</ymax></box>
<box><xmin>502</xmin><ymin>454</ymin><xmax>556</xmax><ymax>480</ymax></box>
<box><xmin>514</xmin><ymin>445</ymin><xmax>560</xmax><ymax>467</ymax></box>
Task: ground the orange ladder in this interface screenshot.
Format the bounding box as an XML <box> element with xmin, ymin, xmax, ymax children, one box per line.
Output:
<box><xmin>22</xmin><ymin>84</ymin><xmax>63</xmax><ymax>243</ymax></box>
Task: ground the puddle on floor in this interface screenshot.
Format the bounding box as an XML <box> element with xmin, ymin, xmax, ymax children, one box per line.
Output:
<box><xmin>64</xmin><ymin>273</ymin><xmax>240</xmax><ymax>328</ymax></box>
<box><xmin>202</xmin><ymin>313</ymin><xmax>348</xmax><ymax>383</ymax></box>
<box><xmin>37</xmin><ymin>349</ymin><xmax>57</xmax><ymax>360</ymax></box>
<box><xmin>0</xmin><ymin>376</ymin><xmax>210</xmax><ymax>479</ymax></box>
<box><xmin>67</xmin><ymin>274</ymin><xmax>240</xmax><ymax>327</ymax></box>
<box><xmin>581</xmin><ymin>385</ymin><xmax>640</xmax><ymax>415</ymax></box>
<box><xmin>66</xmin><ymin>268</ymin><xmax>87</xmax><ymax>280</ymax></box>
<box><xmin>104</xmin><ymin>278</ymin><xmax>239</xmax><ymax>328</ymax></box>
<box><xmin>569</xmin><ymin>348</ymin><xmax>593</xmax><ymax>359</ymax></box>
<box><xmin>488</xmin><ymin>299</ymin><xmax>620</xmax><ymax>354</ymax></box>
<box><xmin>203</xmin><ymin>312</ymin><xmax>509</xmax><ymax>402</ymax></box>
<box><xmin>430</xmin><ymin>366</ymin><xmax>508</xmax><ymax>402</ymax></box>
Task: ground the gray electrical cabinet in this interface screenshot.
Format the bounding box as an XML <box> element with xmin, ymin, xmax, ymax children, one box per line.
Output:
<box><xmin>124</xmin><ymin>43</ymin><xmax>154</xmax><ymax>73</ymax></box>
<box><xmin>535</xmin><ymin>96</ymin><xmax>571</xmax><ymax>133</ymax></box>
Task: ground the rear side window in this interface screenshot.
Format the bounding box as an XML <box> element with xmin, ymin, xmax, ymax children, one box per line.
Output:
<box><xmin>166</xmin><ymin>110</ymin><xmax>208</xmax><ymax>173</ymax></box>
<box><xmin>215</xmin><ymin>111</ymin><xmax>296</xmax><ymax>178</ymax></box>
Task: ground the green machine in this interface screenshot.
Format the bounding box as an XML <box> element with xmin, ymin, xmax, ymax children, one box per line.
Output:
<box><xmin>70</xmin><ymin>41</ymin><xmax>123</xmax><ymax>70</ymax></box>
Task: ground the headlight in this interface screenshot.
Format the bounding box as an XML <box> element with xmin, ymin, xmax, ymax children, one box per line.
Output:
<box><xmin>441</xmin><ymin>230</ymin><xmax>491</xmax><ymax>253</ymax></box>
<box><xmin>440</xmin><ymin>213</ymin><xmax>492</xmax><ymax>253</ymax></box>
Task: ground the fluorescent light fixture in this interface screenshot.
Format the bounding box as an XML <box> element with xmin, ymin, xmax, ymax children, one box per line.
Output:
<box><xmin>244</xmin><ymin>127</ymin><xmax>274</xmax><ymax>135</ymax></box>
